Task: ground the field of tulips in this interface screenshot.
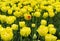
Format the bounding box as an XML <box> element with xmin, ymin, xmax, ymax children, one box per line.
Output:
<box><xmin>0</xmin><ymin>0</ymin><xmax>60</xmax><ymax>41</ymax></box>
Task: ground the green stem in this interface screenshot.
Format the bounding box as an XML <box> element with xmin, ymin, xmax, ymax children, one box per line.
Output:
<box><xmin>24</xmin><ymin>37</ymin><xmax>28</xmax><ymax>41</ymax></box>
<box><xmin>35</xmin><ymin>17</ymin><xmax>37</xmax><ymax>33</ymax></box>
<box><xmin>31</xmin><ymin>16</ymin><xmax>35</xmax><ymax>36</ymax></box>
<box><xmin>24</xmin><ymin>38</ymin><xmax>25</xmax><ymax>41</ymax></box>
<box><xmin>20</xmin><ymin>36</ymin><xmax>22</xmax><ymax>41</ymax></box>
<box><xmin>33</xmin><ymin>39</ymin><xmax>35</xmax><ymax>41</ymax></box>
<box><xmin>32</xmin><ymin>16</ymin><xmax>34</xmax><ymax>23</ymax></box>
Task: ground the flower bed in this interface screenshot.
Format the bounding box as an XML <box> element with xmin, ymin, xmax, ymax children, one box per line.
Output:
<box><xmin>0</xmin><ymin>0</ymin><xmax>60</xmax><ymax>41</ymax></box>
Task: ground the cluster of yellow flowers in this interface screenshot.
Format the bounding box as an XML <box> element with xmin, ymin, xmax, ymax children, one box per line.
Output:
<box><xmin>37</xmin><ymin>20</ymin><xmax>59</xmax><ymax>41</ymax></box>
<box><xmin>0</xmin><ymin>24</ymin><xmax>19</xmax><ymax>41</ymax></box>
<box><xmin>0</xmin><ymin>25</ymin><xmax>13</xmax><ymax>41</ymax></box>
<box><xmin>0</xmin><ymin>0</ymin><xmax>60</xmax><ymax>41</ymax></box>
<box><xmin>0</xmin><ymin>15</ymin><xmax>16</xmax><ymax>24</ymax></box>
<box><xmin>45</xmin><ymin>34</ymin><xmax>57</xmax><ymax>41</ymax></box>
<box><xmin>0</xmin><ymin>0</ymin><xmax>58</xmax><ymax>19</ymax></box>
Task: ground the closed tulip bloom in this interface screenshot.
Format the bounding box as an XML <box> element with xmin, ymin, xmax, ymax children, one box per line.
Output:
<box><xmin>43</xmin><ymin>12</ymin><xmax>49</xmax><ymax>18</ymax></box>
<box><xmin>41</xmin><ymin>20</ymin><xmax>47</xmax><ymax>25</ymax></box>
<box><xmin>31</xmin><ymin>23</ymin><xmax>36</xmax><ymax>27</ymax></box>
<box><xmin>8</xmin><ymin>9</ymin><xmax>13</xmax><ymax>15</ymax></box>
<box><xmin>11</xmin><ymin>24</ymin><xmax>18</xmax><ymax>30</ymax></box>
<box><xmin>47</xmin><ymin>8</ymin><xmax>55</xmax><ymax>17</ymax></box>
<box><xmin>19</xmin><ymin>21</ymin><xmax>26</xmax><ymax>27</ymax></box>
<box><xmin>48</xmin><ymin>24</ymin><xmax>54</xmax><ymax>28</ymax></box>
<box><xmin>34</xmin><ymin>11</ymin><xmax>41</xmax><ymax>17</ymax></box>
<box><xmin>49</xmin><ymin>11</ymin><xmax>55</xmax><ymax>17</ymax></box>
<box><xmin>33</xmin><ymin>34</ymin><xmax>37</xmax><ymax>39</ymax></box>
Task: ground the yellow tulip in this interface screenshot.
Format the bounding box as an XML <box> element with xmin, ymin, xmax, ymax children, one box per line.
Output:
<box><xmin>13</xmin><ymin>11</ymin><xmax>23</xmax><ymax>17</ymax></box>
<box><xmin>6</xmin><ymin>16</ymin><xmax>16</xmax><ymax>24</ymax></box>
<box><xmin>20</xmin><ymin>27</ymin><xmax>31</xmax><ymax>37</ymax></box>
<box><xmin>57</xmin><ymin>40</ymin><xmax>60</xmax><ymax>41</ymax></box>
<box><xmin>31</xmin><ymin>23</ymin><xmax>36</xmax><ymax>27</ymax></box>
<box><xmin>48</xmin><ymin>24</ymin><xmax>54</xmax><ymax>28</ymax></box>
<box><xmin>18</xmin><ymin>3</ymin><xmax>22</xmax><ymax>8</ymax></box>
<box><xmin>19</xmin><ymin>21</ymin><xmax>26</xmax><ymax>27</ymax></box>
<box><xmin>41</xmin><ymin>20</ymin><xmax>47</xmax><ymax>25</ymax></box>
<box><xmin>34</xmin><ymin>11</ymin><xmax>41</xmax><ymax>17</ymax></box>
<box><xmin>1</xmin><ymin>6</ymin><xmax>7</xmax><ymax>12</ymax></box>
<box><xmin>49</xmin><ymin>27</ymin><xmax>56</xmax><ymax>34</ymax></box>
<box><xmin>37</xmin><ymin>25</ymin><xmax>48</xmax><ymax>36</ymax></box>
<box><xmin>49</xmin><ymin>11</ymin><xmax>55</xmax><ymax>17</ymax></box>
<box><xmin>20</xmin><ymin>8</ymin><xmax>27</xmax><ymax>13</ymax></box>
<box><xmin>8</xmin><ymin>9</ymin><xmax>13</xmax><ymax>15</ymax></box>
<box><xmin>11</xmin><ymin>24</ymin><xmax>18</xmax><ymax>30</ymax></box>
<box><xmin>43</xmin><ymin>12</ymin><xmax>49</xmax><ymax>18</ymax></box>
<box><xmin>0</xmin><ymin>25</ymin><xmax>4</xmax><ymax>34</ymax></box>
<box><xmin>45</xmin><ymin>34</ymin><xmax>57</xmax><ymax>41</ymax></box>
<box><xmin>0</xmin><ymin>15</ymin><xmax>7</xmax><ymax>23</ymax></box>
